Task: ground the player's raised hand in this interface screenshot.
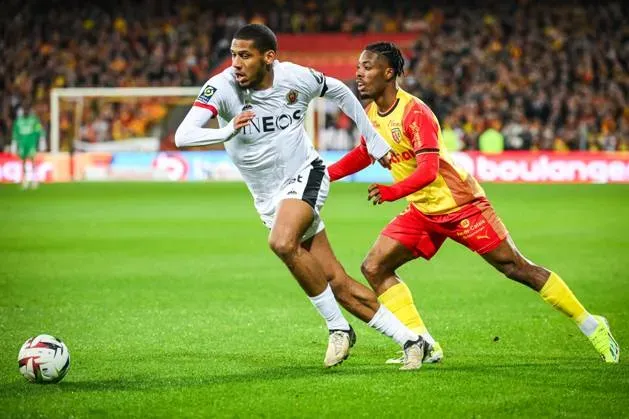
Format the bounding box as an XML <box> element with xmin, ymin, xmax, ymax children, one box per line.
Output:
<box><xmin>233</xmin><ymin>111</ymin><xmax>255</xmax><ymax>130</ymax></box>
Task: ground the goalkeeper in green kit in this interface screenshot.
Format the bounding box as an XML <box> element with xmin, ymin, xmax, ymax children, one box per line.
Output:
<box><xmin>12</xmin><ymin>105</ymin><xmax>43</xmax><ymax>189</ymax></box>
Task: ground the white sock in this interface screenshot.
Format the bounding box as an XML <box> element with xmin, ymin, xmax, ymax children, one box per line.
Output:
<box><xmin>308</xmin><ymin>284</ymin><xmax>350</xmax><ymax>331</ymax></box>
<box><xmin>579</xmin><ymin>315</ymin><xmax>599</xmax><ymax>337</ymax></box>
<box><xmin>368</xmin><ymin>305</ymin><xmax>419</xmax><ymax>346</ymax></box>
<box><xmin>421</xmin><ymin>332</ymin><xmax>435</xmax><ymax>346</ymax></box>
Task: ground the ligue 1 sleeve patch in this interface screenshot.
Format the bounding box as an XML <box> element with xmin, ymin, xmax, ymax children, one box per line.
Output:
<box><xmin>197</xmin><ymin>85</ymin><xmax>217</xmax><ymax>104</ymax></box>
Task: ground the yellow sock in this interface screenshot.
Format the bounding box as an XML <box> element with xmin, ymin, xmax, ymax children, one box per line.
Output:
<box><xmin>540</xmin><ymin>272</ymin><xmax>589</xmax><ymax>324</ymax></box>
<box><xmin>378</xmin><ymin>281</ymin><xmax>428</xmax><ymax>335</ymax></box>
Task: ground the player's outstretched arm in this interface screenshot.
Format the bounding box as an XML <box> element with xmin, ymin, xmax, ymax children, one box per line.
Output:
<box><xmin>367</xmin><ymin>153</ymin><xmax>439</xmax><ymax>204</ymax></box>
<box><xmin>327</xmin><ymin>137</ymin><xmax>373</xmax><ymax>182</ymax></box>
<box><xmin>174</xmin><ymin>106</ymin><xmax>254</xmax><ymax>148</ymax></box>
<box><xmin>323</xmin><ymin>77</ymin><xmax>390</xmax><ymax>160</ymax></box>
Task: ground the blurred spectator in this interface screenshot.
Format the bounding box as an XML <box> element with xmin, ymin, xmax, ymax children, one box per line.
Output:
<box><xmin>2</xmin><ymin>0</ymin><xmax>628</xmax><ymax>152</ymax></box>
<box><xmin>502</xmin><ymin>111</ymin><xmax>533</xmax><ymax>151</ymax></box>
<box><xmin>441</xmin><ymin>115</ymin><xmax>465</xmax><ymax>151</ymax></box>
<box><xmin>479</xmin><ymin>117</ymin><xmax>505</xmax><ymax>153</ymax></box>
<box><xmin>403</xmin><ymin>1</ymin><xmax>629</xmax><ymax>151</ymax></box>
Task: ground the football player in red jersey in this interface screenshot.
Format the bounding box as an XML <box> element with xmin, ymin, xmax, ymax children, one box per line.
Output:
<box><xmin>328</xmin><ymin>42</ymin><xmax>619</xmax><ymax>364</ymax></box>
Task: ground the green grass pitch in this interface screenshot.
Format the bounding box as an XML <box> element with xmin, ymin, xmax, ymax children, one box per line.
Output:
<box><xmin>1</xmin><ymin>182</ymin><xmax>628</xmax><ymax>417</ymax></box>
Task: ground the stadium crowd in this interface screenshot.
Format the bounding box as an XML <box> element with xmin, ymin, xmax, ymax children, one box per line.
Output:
<box><xmin>2</xmin><ymin>0</ymin><xmax>628</xmax><ymax>151</ymax></box>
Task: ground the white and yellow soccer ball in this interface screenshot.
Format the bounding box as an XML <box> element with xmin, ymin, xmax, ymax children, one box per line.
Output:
<box><xmin>18</xmin><ymin>334</ymin><xmax>70</xmax><ymax>383</ymax></box>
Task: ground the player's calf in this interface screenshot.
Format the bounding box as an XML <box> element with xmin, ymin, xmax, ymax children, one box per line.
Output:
<box><xmin>327</xmin><ymin>266</ymin><xmax>380</xmax><ymax>323</ymax></box>
<box><xmin>483</xmin><ymin>238</ymin><xmax>619</xmax><ymax>363</ymax></box>
<box><xmin>482</xmin><ymin>240</ymin><xmax>548</xmax><ymax>291</ymax></box>
<box><xmin>496</xmin><ymin>259</ymin><xmax>549</xmax><ymax>291</ymax></box>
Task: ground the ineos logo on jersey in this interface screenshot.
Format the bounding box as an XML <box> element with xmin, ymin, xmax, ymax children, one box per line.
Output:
<box><xmin>240</xmin><ymin>109</ymin><xmax>304</xmax><ymax>135</ymax></box>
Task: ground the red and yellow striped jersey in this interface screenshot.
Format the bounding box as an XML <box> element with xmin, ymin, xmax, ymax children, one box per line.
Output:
<box><xmin>365</xmin><ymin>88</ymin><xmax>485</xmax><ymax>214</ymax></box>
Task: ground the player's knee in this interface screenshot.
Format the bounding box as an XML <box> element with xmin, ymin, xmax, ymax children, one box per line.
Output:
<box><xmin>268</xmin><ymin>236</ymin><xmax>299</xmax><ymax>259</ymax></box>
<box><xmin>360</xmin><ymin>258</ymin><xmax>384</xmax><ymax>283</ymax></box>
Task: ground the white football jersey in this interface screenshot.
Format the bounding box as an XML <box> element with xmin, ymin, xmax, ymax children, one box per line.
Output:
<box><xmin>179</xmin><ymin>60</ymin><xmax>390</xmax><ymax>223</ymax></box>
<box><xmin>193</xmin><ymin>61</ymin><xmax>327</xmax><ymax>216</ymax></box>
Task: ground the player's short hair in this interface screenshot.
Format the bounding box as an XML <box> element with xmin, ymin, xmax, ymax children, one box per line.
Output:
<box><xmin>234</xmin><ymin>24</ymin><xmax>278</xmax><ymax>53</ymax></box>
<box><xmin>365</xmin><ymin>42</ymin><xmax>405</xmax><ymax>78</ymax></box>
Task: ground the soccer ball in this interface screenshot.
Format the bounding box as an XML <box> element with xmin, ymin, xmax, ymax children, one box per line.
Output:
<box><xmin>18</xmin><ymin>334</ymin><xmax>70</xmax><ymax>383</ymax></box>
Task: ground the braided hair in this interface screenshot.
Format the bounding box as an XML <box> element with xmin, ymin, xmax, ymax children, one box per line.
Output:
<box><xmin>365</xmin><ymin>42</ymin><xmax>405</xmax><ymax>79</ymax></box>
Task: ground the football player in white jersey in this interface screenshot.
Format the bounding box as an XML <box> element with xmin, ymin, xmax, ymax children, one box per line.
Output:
<box><xmin>176</xmin><ymin>24</ymin><xmax>426</xmax><ymax>370</ymax></box>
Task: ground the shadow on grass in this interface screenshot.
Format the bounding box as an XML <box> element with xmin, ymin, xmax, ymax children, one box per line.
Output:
<box><xmin>3</xmin><ymin>358</ymin><xmax>602</xmax><ymax>395</ymax></box>
<box><xmin>2</xmin><ymin>346</ymin><xmax>621</xmax><ymax>396</ymax></box>
<box><xmin>0</xmin><ymin>366</ymin><xmax>373</xmax><ymax>395</ymax></box>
